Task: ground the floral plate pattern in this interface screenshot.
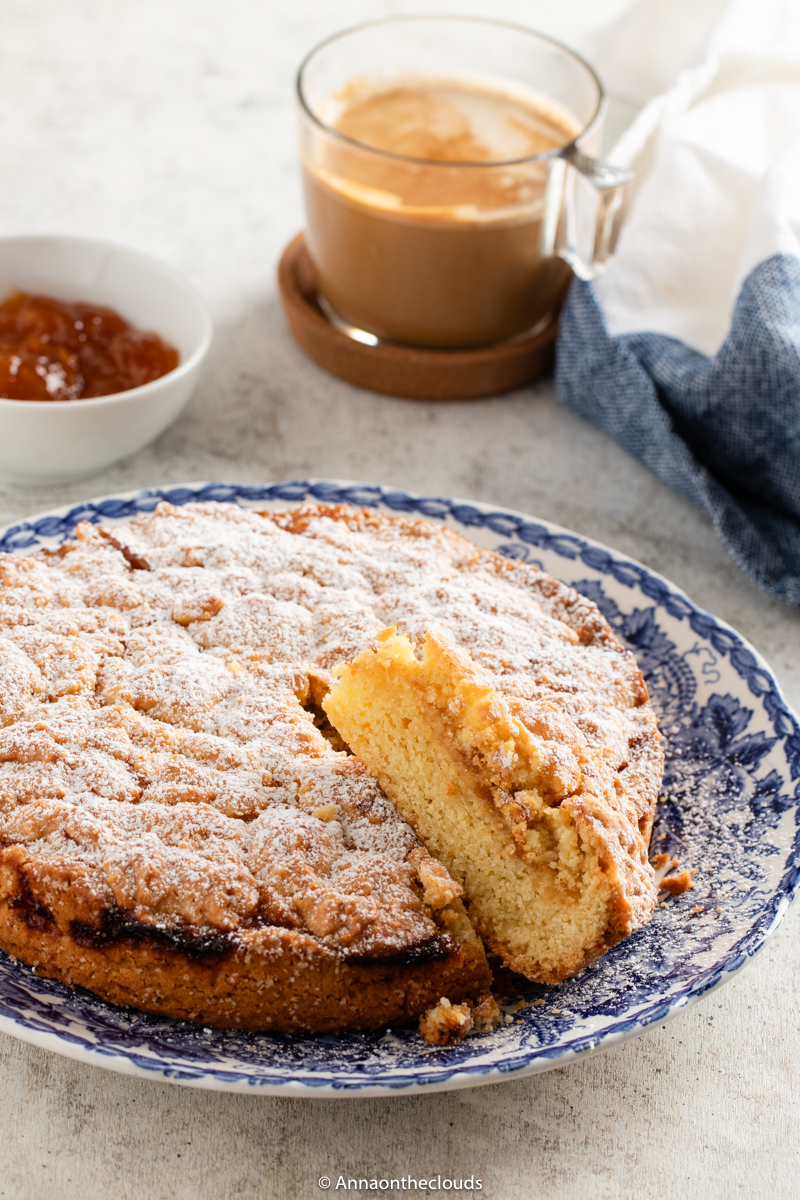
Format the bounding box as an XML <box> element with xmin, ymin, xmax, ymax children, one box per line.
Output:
<box><xmin>0</xmin><ymin>480</ymin><xmax>797</xmax><ymax>1097</ymax></box>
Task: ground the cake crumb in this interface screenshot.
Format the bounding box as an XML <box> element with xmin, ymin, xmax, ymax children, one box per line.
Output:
<box><xmin>410</xmin><ymin>849</ymin><xmax>463</xmax><ymax>911</ymax></box>
<box><xmin>471</xmin><ymin>993</ymin><xmax>501</xmax><ymax>1033</ymax></box>
<box><xmin>660</xmin><ymin>870</ymin><xmax>695</xmax><ymax>896</ymax></box>
<box><xmin>312</xmin><ymin>804</ymin><xmax>339</xmax><ymax>822</ymax></box>
<box><xmin>651</xmin><ymin>852</ymin><xmax>671</xmax><ymax>868</ymax></box>
<box><xmin>420</xmin><ymin>997</ymin><xmax>474</xmax><ymax>1045</ymax></box>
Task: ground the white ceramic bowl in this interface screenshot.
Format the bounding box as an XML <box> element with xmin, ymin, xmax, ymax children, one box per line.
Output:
<box><xmin>0</xmin><ymin>235</ymin><xmax>213</xmax><ymax>485</ymax></box>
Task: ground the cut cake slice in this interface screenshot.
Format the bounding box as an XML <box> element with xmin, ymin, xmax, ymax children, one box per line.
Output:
<box><xmin>325</xmin><ymin>626</ymin><xmax>660</xmax><ymax>983</ymax></box>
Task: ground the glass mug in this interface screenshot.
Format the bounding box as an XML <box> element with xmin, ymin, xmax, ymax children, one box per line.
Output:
<box><xmin>297</xmin><ymin>16</ymin><xmax>630</xmax><ymax>350</ymax></box>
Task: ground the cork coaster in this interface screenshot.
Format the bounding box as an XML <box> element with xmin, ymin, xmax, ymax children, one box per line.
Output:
<box><xmin>277</xmin><ymin>233</ymin><xmax>558</xmax><ymax>400</ymax></box>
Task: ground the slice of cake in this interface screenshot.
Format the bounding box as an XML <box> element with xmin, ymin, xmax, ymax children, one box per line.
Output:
<box><xmin>325</xmin><ymin>626</ymin><xmax>662</xmax><ymax>983</ymax></box>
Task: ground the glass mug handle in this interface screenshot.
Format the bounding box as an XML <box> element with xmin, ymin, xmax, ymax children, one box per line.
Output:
<box><xmin>551</xmin><ymin>147</ymin><xmax>633</xmax><ymax>282</ymax></box>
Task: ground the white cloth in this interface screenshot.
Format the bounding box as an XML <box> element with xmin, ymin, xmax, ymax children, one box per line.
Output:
<box><xmin>589</xmin><ymin>0</ymin><xmax>800</xmax><ymax>355</ymax></box>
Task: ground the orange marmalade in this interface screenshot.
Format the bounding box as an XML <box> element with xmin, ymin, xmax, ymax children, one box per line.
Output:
<box><xmin>0</xmin><ymin>291</ymin><xmax>179</xmax><ymax>401</ymax></box>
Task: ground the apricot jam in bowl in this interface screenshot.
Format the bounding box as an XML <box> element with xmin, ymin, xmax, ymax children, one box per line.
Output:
<box><xmin>0</xmin><ymin>235</ymin><xmax>212</xmax><ymax>484</ymax></box>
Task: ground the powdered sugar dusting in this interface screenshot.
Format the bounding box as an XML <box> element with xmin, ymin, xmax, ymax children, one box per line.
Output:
<box><xmin>0</xmin><ymin>502</ymin><xmax>658</xmax><ymax>967</ymax></box>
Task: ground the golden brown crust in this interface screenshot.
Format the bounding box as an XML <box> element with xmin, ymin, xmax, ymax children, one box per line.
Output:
<box><xmin>0</xmin><ymin>862</ymin><xmax>488</xmax><ymax>1033</ymax></box>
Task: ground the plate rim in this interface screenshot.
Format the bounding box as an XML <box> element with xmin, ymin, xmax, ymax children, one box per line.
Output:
<box><xmin>0</xmin><ymin>477</ymin><xmax>797</xmax><ymax>1097</ymax></box>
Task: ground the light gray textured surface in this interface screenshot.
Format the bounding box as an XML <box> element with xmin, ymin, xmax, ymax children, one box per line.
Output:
<box><xmin>0</xmin><ymin>2</ymin><xmax>798</xmax><ymax>1197</ymax></box>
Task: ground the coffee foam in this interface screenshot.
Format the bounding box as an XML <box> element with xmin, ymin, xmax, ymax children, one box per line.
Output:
<box><xmin>322</xmin><ymin>75</ymin><xmax>579</xmax><ymax>165</ymax></box>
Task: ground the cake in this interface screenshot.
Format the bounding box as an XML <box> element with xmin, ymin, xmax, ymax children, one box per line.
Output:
<box><xmin>326</xmin><ymin>626</ymin><xmax>661</xmax><ymax>982</ymax></box>
<box><xmin>0</xmin><ymin>504</ymin><xmax>490</xmax><ymax>1032</ymax></box>
<box><xmin>0</xmin><ymin>499</ymin><xmax>662</xmax><ymax>1031</ymax></box>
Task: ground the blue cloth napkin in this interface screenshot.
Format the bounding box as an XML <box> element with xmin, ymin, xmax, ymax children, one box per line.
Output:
<box><xmin>554</xmin><ymin>253</ymin><xmax>800</xmax><ymax>605</ymax></box>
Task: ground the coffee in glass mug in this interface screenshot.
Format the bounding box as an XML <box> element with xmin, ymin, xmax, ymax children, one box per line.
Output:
<box><xmin>297</xmin><ymin>17</ymin><xmax>629</xmax><ymax>349</ymax></box>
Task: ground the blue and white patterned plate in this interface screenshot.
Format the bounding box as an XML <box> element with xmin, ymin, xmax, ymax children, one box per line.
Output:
<box><xmin>0</xmin><ymin>480</ymin><xmax>797</xmax><ymax>1096</ymax></box>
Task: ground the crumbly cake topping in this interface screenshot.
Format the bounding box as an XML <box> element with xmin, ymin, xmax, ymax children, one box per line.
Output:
<box><xmin>0</xmin><ymin>501</ymin><xmax>658</xmax><ymax>965</ymax></box>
